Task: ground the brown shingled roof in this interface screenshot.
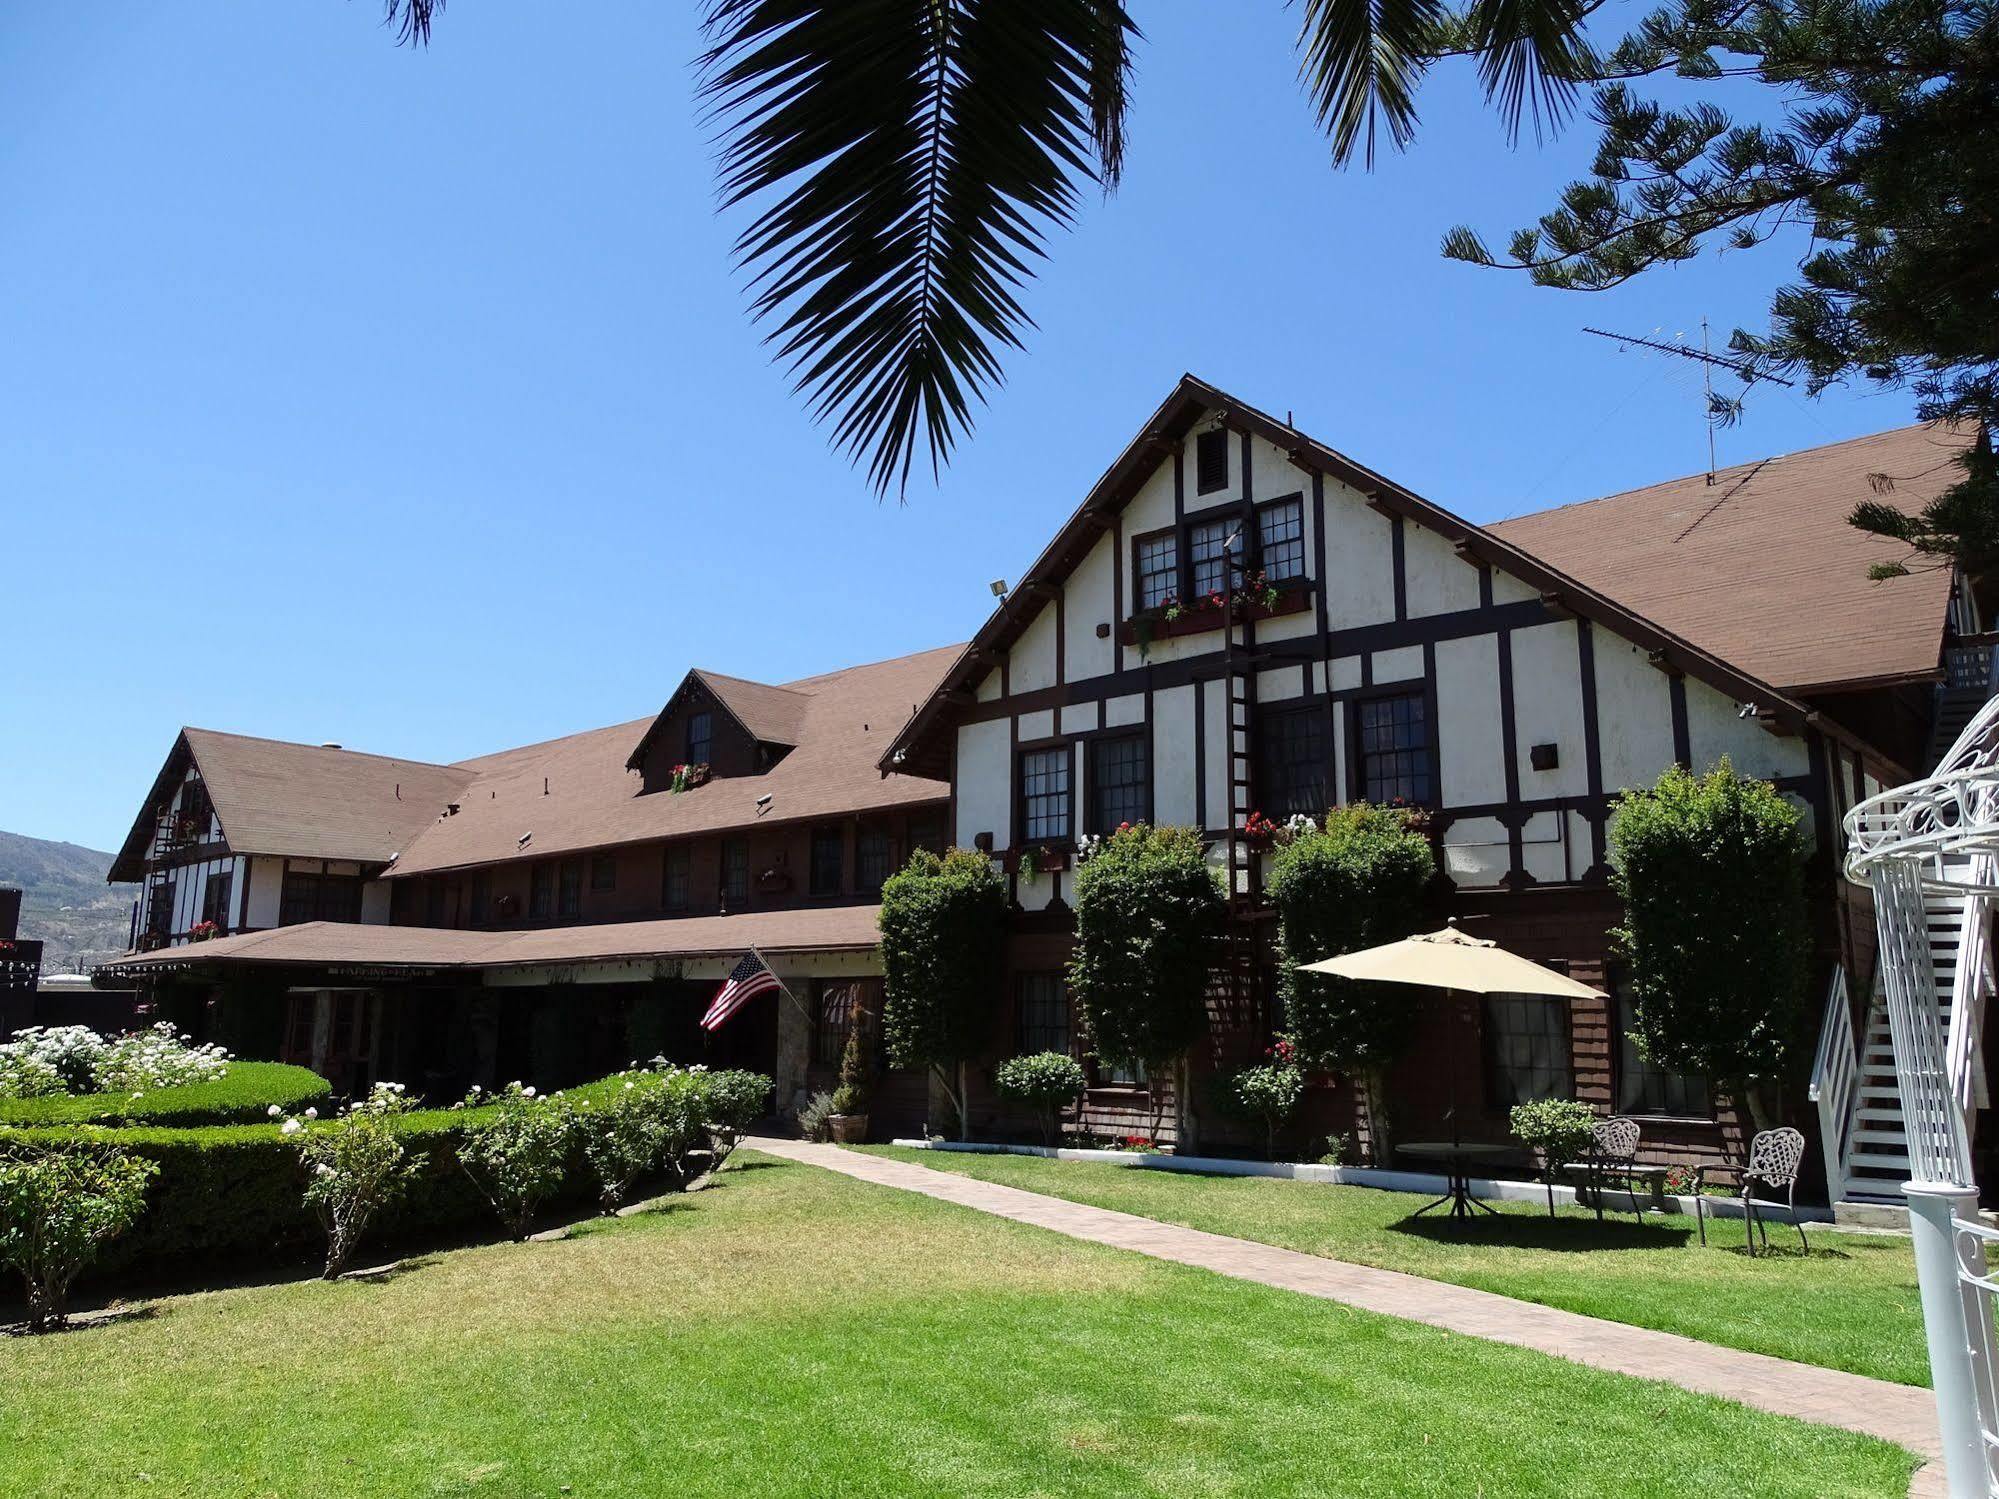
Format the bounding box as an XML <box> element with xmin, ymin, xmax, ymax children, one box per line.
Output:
<box><xmin>98</xmin><ymin>904</ymin><xmax>883</xmax><ymax>974</ymax></box>
<box><xmin>108</xmin><ymin>730</ymin><xmax>475</xmax><ymax>883</ymax></box>
<box><xmin>1489</xmin><ymin>424</ymin><xmax>1969</xmax><ymax>694</ymax></box>
<box><xmin>388</xmin><ymin>645</ymin><xmax>957</xmax><ymax>877</ymax></box>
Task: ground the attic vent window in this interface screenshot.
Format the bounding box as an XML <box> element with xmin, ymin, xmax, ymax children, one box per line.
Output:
<box><xmin>1195</xmin><ymin>428</ymin><xmax>1228</xmax><ymax>495</ymax></box>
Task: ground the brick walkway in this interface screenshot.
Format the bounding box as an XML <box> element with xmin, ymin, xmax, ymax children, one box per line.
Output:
<box><xmin>748</xmin><ymin>1136</ymin><xmax>1945</xmax><ymax>1495</ymax></box>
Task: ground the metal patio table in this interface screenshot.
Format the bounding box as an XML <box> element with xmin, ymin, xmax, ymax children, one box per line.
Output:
<box><xmin>1399</xmin><ymin>1141</ymin><xmax>1514</xmax><ymax>1220</ymax></box>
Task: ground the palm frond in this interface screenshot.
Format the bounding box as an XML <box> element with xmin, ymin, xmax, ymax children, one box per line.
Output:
<box><xmin>1295</xmin><ymin>0</ymin><xmax>1447</xmax><ymax>168</ymax></box>
<box><xmin>700</xmin><ymin>0</ymin><xmax>1137</xmax><ymax>496</ymax></box>
<box><xmin>1463</xmin><ymin>0</ymin><xmax>1597</xmax><ymax>145</ymax></box>
<box><xmin>379</xmin><ymin>0</ymin><xmax>441</xmax><ymax>46</ymax></box>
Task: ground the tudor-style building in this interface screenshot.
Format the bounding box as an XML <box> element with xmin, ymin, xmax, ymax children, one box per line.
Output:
<box><xmin>100</xmin><ymin>650</ymin><xmax>957</xmax><ymax>1111</ymax></box>
<box><xmin>883</xmin><ymin>377</ymin><xmax>1988</xmax><ymax>1205</ymax></box>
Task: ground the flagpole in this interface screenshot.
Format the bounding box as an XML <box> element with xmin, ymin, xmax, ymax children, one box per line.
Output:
<box><xmin>747</xmin><ymin>942</ymin><xmax>815</xmax><ymax>1027</ymax></box>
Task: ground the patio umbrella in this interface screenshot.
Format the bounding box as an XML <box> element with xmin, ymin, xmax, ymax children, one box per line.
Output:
<box><xmin>1296</xmin><ymin>923</ymin><xmax>1606</xmax><ymax>1202</ymax></box>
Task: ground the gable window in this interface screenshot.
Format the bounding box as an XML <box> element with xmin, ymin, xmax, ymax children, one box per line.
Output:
<box><xmin>558</xmin><ymin>859</ymin><xmax>583</xmax><ymax>918</ymax></box>
<box><xmin>590</xmin><ymin>853</ymin><xmax>617</xmax><ymax>892</ymax></box>
<box><xmin>721</xmin><ymin>840</ymin><xmax>749</xmax><ymax>906</ymax></box>
<box><xmin>1019</xmin><ymin>746</ymin><xmax>1072</xmax><ymax>843</ymax></box>
<box><xmin>1257</xmin><ymin>497</ymin><xmax>1305</xmax><ymax>582</ymax></box>
<box><xmin>176</xmin><ymin>780</ymin><xmax>214</xmax><ymax>843</ymax></box>
<box><xmin>1256</xmin><ymin>706</ymin><xmax>1328</xmax><ymax>819</ymax></box>
<box><xmin>1135</xmin><ymin>531</ymin><xmax>1178</xmax><ymax>611</ymax></box>
<box><xmin>1189</xmin><ymin>516</ymin><xmax>1233</xmax><ymax>598</ymax></box>
<box><xmin>1615</xmin><ymin>983</ymin><xmax>1709</xmax><ymax>1117</ymax></box>
<box><xmin>1356</xmin><ymin>690</ymin><xmax>1432</xmax><ymax>805</ymax></box>
<box><xmin>1016</xmin><ymin>972</ymin><xmax>1071</xmax><ymax>1056</ymax></box>
<box><xmin>1195</xmin><ymin>427</ymin><xmax>1229</xmax><ymax>495</ymax></box>
<box><xmin>1482</xmin><ymin>993</ymin><xmax>1573</xmax><ymax>1107</ymax></box>
<box><xmin>686</xmin><ymin>710</ymin><xmax>712</xmax><ymax>767</ymax></box>
<box><xmin>1088</xmin><ymin>734</ymin><xmax>1149</xmax><ymax>834</ymax></box>
<box><xmin>810</xmin><ymin>827</ymin><xmax>845</xmax><ymax>897</ymax></box>
<box><xmin>200</xmin><ymin>872</ymin><xmax>232</xmax><ymax>930</ymax></box>
<box><xmin>661</xmin><ymin>844</ymin><xmax>690</xmax><ymax>911</ymax></box>
<box><xmin>856</xmin><ymin>828</ymin><xmax>892</xmax><ymax>896</ymax></box>
<box><xmin>529</xmin><ymin>862</ymin><xmax>554</xmax><ymax>920</ymax></box>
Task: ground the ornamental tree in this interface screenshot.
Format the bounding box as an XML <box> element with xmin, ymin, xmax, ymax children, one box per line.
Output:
<box><xmin>455</xmin><ymin>1081</ymin><xmax>574</xmax><ymax>1240</ymax></box>
<box><xmin>879</xmin><ymin>849</ymin><xmax>1007</xmax><ymax>1139</ymax></box>
<box><xmin>1268</xmin><ymin>804</ymin><xmax>1435</xmax><ymax>1164</ymax></box>
<box><xmin>282</xmin><ymin>1082</ymin><xmax>425</xmax><ymax>1279</ymax></box>
<box><xmin>1609</xmin><ymin>760</ymin><xmax>1812</xmax><ymax>1130</ymax></box>
<box><xmin>1068</xmin><ymin>825</ymin><xmax>1225</xmax><ymax>1143</ymax></box>
<box><xmin>994</xmin><ymin>1051</ymin><xmax>1088</xmax><ymax>1147</ymax></box>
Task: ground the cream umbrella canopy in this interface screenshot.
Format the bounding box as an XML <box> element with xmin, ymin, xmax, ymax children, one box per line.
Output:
<box><xmin>1296</xmin><ymin>923</ymin><xmax>1606</xmax><ymax>1206</ymax></box>
<box><xmin>1295</xmin><ymin>924</ymin><xmax>1607</xmax><ymax>1000</ymax></box>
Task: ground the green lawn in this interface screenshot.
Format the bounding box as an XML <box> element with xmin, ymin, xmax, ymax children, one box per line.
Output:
<box><xmin>865</xmin><ymin>1145</ymin><xmax>1929</xmax><ymax>1387</ymax></box>
<box><xmin>0</xmin><ymin>1154</ymin><xmax>1914</xmax><ymax>1498</ymax></box>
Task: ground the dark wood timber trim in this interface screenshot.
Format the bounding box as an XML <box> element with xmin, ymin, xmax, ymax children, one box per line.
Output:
<box><xmin>1391</xmin><ymin>515</ymin><xmax>1407</xmax><ymax>622</ymax></box>
<box><xmin>1496</xmin><ymin>628</ymin><xmax>1524</xmax><ymax>882</ymax></box>
<box><xmin>1669</xmin><ymin>676</ymin><xmax>1692</xmax><ymax>767</ymax></box>
<box><xmin>1575</xmin><ymin>620</ymin><xmax>1608</xmax><ymax>873</ymax></box>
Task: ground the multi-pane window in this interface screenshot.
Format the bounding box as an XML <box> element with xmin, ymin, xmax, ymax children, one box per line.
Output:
<box><xmin>1016</xmin><ymin>972</ymin><xmax>1071</xmax><ymax>1056</ymax></box>
<box><xmin>1089</xmin><ymin>735</ymin><xmax>1148</xmax><ymax>834</ymax></box>
<box><xmin>590</xmin><ymin>853</ymin><xmax>617</xmax><ymax>892</ymax></box>
<box><xmin>661</xmin><ymin>844</ymin><xmax>690</xmax><ymax>911</ymax></box>
<box><xmin>1189</xmin><ymin>517</ymin><xmax>1233</xmax><ymax>598</ymax></box>
<box><xmin>201</xmin><ymin>871</ymin><xmax>232</xmax><ymax>930</ymax></box>
<box><xmin>686</xmin><ymin>710</ymin><xmax>712</xmax><ymax>766</ymax></box>
<box><xmin>558</xmin><ymin>859</ymin><xmax>582</xmax><ymax>918</ymax></box>
<box><xmin>280</xmin><ymin>871</ymin><xmax>364</xmax><ymax>926</ymax></box>
<box><xmin>856</xmin><ymin>828</ymin><xmax>892</xmax><ymax>896</ymax></box>
<box><xmin>1195</xmin><ymin>427</ymin><xmax>1229</xmax><ymax>494</ymax></box>
<box><xmin>146</xmin><ymin>880</ymin><xmax>175</xmax><ymax>938</ymax></box>
<box><xmin>176</xmin><ymin>780</ymin><xmax>214</xmax><ymax>842</ymax></box>
<box><xmin>908</xmin><ymin>811</ymin><xmax>947</xmax><ymax>857</ymax></box>
<box><xmin>721</xmin><ymin>840</ymin><xmax>750</xmax><ymax>906</ymax></box>
<box><xmin>815</xmin><ymin>981</ymin><xmax>858</xmax><ymax>1068</ymax></box>
<box><xmin>1136</xmin><ymin>532</ymin><xmax>1179</xmax><ymax>611</ymax></box>
<box><xmin>1258</xmin><ymin>498</ymin><xmax>1305</xmax><ymax>582</ymax></box>
<box><xmin>810</xmin><ymin>827</ymin><xmax>844</xmax><ymax>896</ymax></box>
<box><xmin>1615</xmin><ymin>988</ymin><xmax>1709</xmax><ymax>1117</ymax></box>
<box><xmin>1019</xmin><ymin>746</ymin><xmax>1072</xmax><ymax>842</ymax></box>
<box><xmin>469</xmin><ymin>871</ymin><xmax>491</xmax><ymax>926</ymax></box>
<box><xmin>1482</xmin><ymin>994</ymin><xmax>1573</xmax><ymax>1107</ymax></box>
<box><xmin>1256</xmin><ymin>707</ymin><xmax>1328</xmax><ymax>819</ymax></box>
<box><xmin>1357</xmin><ymin>691</ymin><xmax>1431</xmax><ymax>805</ymax></box>
<box><xmin>529</xmin><ymin>862</ymin><xmax>554</xmax><ymax>919</ymax></box>
<box><xmin>425</xmin><ymin>879</ymin><xmax>447</xmax><ymax>926</ymax></box>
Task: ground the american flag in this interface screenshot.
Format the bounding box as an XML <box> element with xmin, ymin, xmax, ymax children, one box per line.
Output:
<box><xmin>701</xmin><ymin>951</ymin><xmax>780</xmax><ymax>1031</ymax></box>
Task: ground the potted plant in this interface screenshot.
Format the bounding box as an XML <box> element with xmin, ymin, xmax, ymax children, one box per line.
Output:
<box><xmin>188</xmin><ymin>920</ymin><xmax>221</xmax><ymax>942</ymax></box>
<box><xmin>827</xmin><ymin>1007</ymin><xmax>874</xmax><ymax>1143</ymax></box>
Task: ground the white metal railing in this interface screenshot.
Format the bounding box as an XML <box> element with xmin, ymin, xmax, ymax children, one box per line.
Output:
<box><xmin>1949</xmin><ymin>854</ymin><xmax>1996</xmax><ymax>1128</ymax></box>
<box><xmin>1809</xmin><ymin>964</ymin><xmax>1857</xmax><ymax>1203</ymax></box>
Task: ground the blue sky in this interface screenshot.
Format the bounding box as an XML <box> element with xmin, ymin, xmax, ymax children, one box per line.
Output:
<box><xmin>2</xmin><ymin>4</ymin><xmax>1917</xmax><ymax>854</ymax></box>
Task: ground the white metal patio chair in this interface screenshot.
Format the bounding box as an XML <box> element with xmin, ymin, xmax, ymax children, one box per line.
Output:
<box><xmin>1695</xmin><ymin>1126</ymin><xmax>1808</xmax><ymax>1254</ymax></box>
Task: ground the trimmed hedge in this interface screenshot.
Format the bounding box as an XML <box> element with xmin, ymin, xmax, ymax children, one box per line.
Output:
<box><xmin>0</xmin><ymin>1071</ymin><xmax>702</xmax><ymax>1276</ymax></box>
<box><xmin>0</xmin><ymin>1063</ymin><xmax>335</xmax><ymax>1129</ymax></box>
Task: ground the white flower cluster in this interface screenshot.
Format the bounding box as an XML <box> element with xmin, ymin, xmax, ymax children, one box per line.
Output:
<box><xmin>1283</xmin><ymin>813</ymin><xmax>1319</xmax><ymax>839</ymax></box>
<box><xmin>0</xmin><ymin>1022</ymin><xmax>231</xmax><ymax>1100</ymax></box>
<box><xmin>1075</xmin><ymin>833</ymin><xmax>1104</xmax><ymax>864</ymax></box>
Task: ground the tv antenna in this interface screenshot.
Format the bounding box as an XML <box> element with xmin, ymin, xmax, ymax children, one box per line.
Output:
<box><xmin>1584</xmin><ymin>322</ymin><xmax>1793</xmax><ymax>484</ymax></box>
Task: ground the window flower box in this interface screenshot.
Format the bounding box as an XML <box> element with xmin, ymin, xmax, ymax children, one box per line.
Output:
<box><xmin>669</xmin><ymin>762</ymin><xmax>712</xmax><ymax>794</ymax></box>
<box><xmin>1008</xmin><ymin>845</ymin><xmax>1070</xmax><ymax>876</ymax></box>
<box><xmin>1118</xmin><ymin>581</ymin><xmax>1312</xmax><ymax>647</ymax></box>
<box><xmin>189</xmin><ymin>920</ymin><xmax>222</xmax><ymax>943</ymax></box>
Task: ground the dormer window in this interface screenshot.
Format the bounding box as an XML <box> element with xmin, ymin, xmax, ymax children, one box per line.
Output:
<box><xmin>686</xmin><ymin>710</ymin><xmax>713</xmax><ymax>767</ymax></box>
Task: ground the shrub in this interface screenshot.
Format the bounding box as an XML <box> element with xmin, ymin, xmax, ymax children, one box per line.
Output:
<box><xmin>796</xmin><ymin>1090</ymin><xmax>838</xmax><ymax>1142</ymax></box>
<box><xmin>576</xmin><ymin>1071</ymin><xmax>674</xmax><ymax>1211</ymax></box>
<box><xmin>0</xmin><ymin>1138</ymin><xmax>157</xmax><ymax>1330</ymax></box>
<box><xmin>0</xmin><ymin>1022</ymin><xmax>231</xmax><ymax>1101</ymax></box>
<box><xmin>281</xmin><ymin>1084</ymin><xmax>426</xmax><ymax>1279</ymax></box>
<box><xmin>1215</xmin><ymin>1046</ymin><xmax>1308</xmax><ymax>1159</ymax></box>
<box><xmin>880</xmin><ymin>848</ymin><xmax>1007</xmax><ymax>1138</ymax></box>
<box><xmin>1510</xmin><ymin>1097</ymin><xmax>1598</xmax><ymax>1216</ymax></box>
<box><xmin>830</xmin><ymin>1006</ymin><xmax>875</xmax><ymax>1117</ymax></box>
<box><xmin>1268</xmin><ymin>804</ymin><xmax>1434</xmax><ymax>1163</ymax></box>
<box><xmin>0</xmin><ymin>1063</ymin><xmax>331</xmax><ymax>1129</ymax></box>
<box><xmin>0</xmin><ymin>1138</ymin><xmax>155</xmax><ymax>1328</ymax></box>
<box><xmin>700</xmin><ymin>1069</ymin><xmax>771</xmax><ymax>1171</ymax></box>
<box><xmin>1069</xmin><ymin>825</ymin><xmax>1224</xmax><ymax>1141</ymax></box>
<box><xmin>454</xmin><ymin>1082</ymin><xmax>574</xmax><ymax>1240</ymax></box>
<box><xmin>993</xmin><ymin>1052</ymin><xmax>1087</xmax><ymax>1146</ymax></box>
<box><xmin>1610</xmin><ymin>760</ymin><xmax>1811</xmax><ymax>1129</ymax></box>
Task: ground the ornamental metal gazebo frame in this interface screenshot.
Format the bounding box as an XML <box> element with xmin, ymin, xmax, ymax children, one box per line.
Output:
<box><xmin>1847</xmin><ymin>694</ymin><xmax>1999</xmax><ymax>1498</ymax></box>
